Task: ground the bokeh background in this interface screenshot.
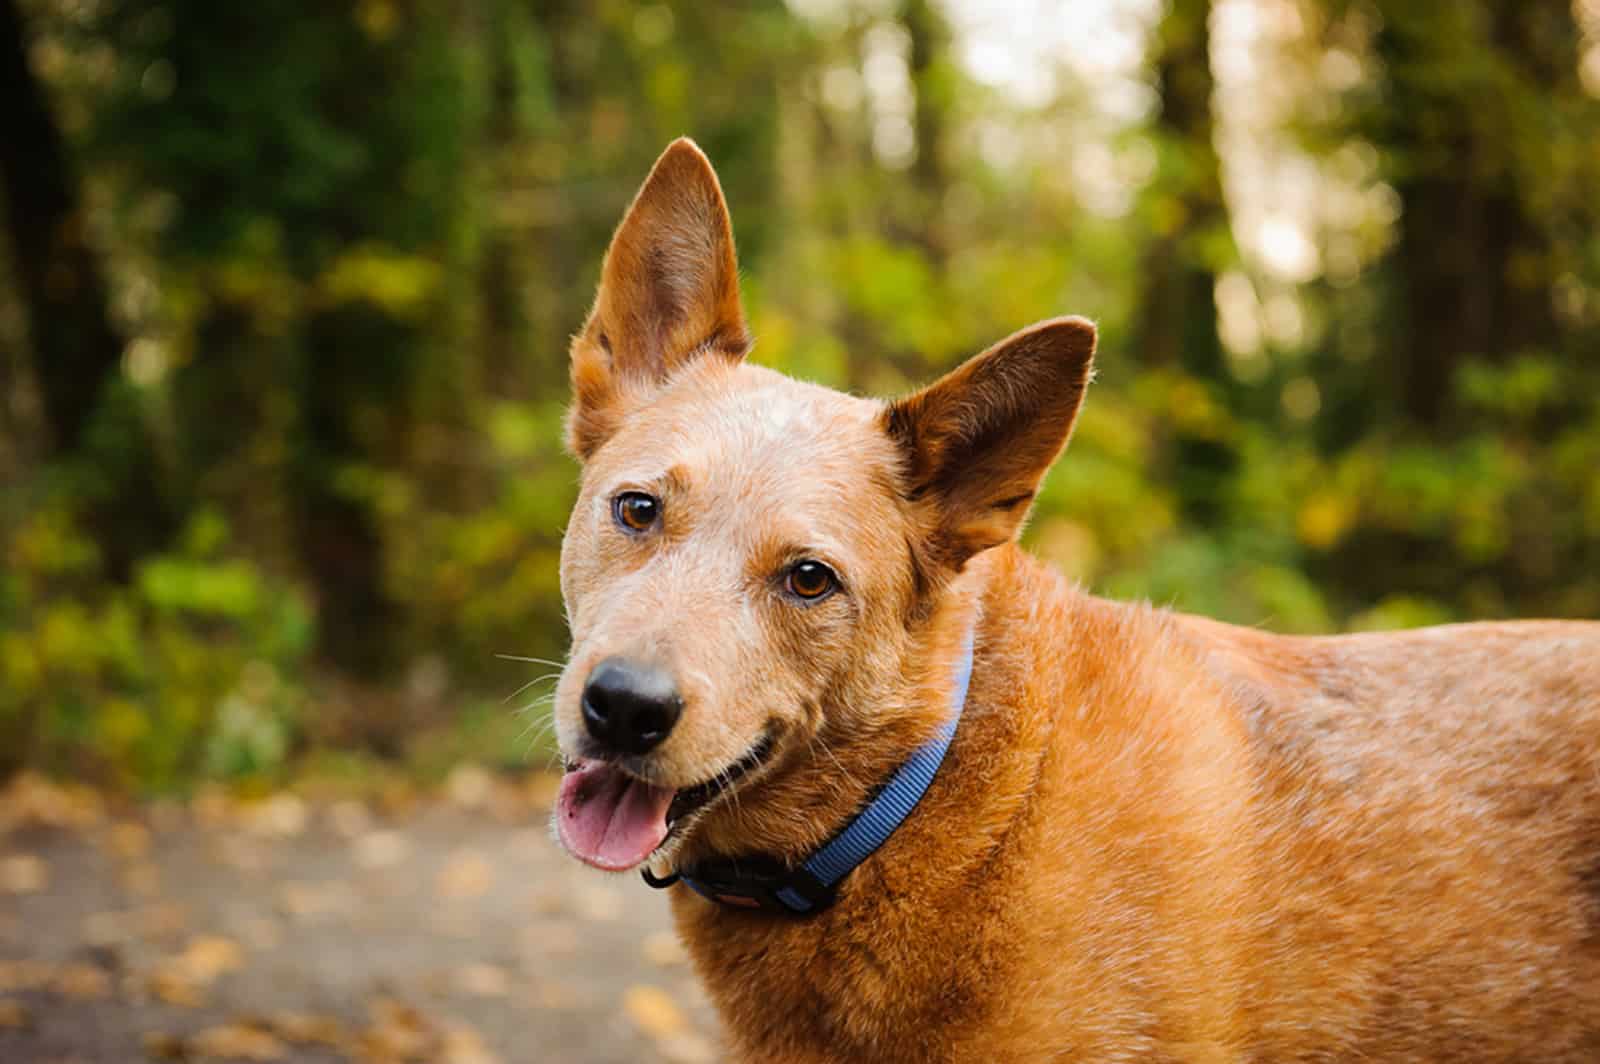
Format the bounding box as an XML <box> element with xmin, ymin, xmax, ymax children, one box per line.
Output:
<box><xmin>1</xmin><ymin>0</ymin><xmax>1599</xmax><ymax>1058</ymax></box>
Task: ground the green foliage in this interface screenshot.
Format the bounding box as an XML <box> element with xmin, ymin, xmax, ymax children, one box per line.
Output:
<box><xmin>3</xmin><ymin>0</ymin><xmax>1598</xmax><ymax>789</ymax></box>
<box><xmin>0</xmin><ymin>504</ymin><xmax>312</xmax><ymax>790</ymax></box>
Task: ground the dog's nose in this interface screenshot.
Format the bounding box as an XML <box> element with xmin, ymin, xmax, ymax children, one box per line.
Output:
<box><xmin>581</xmin><ymin>658</ymin><xmax>682</xmax><ymax>755</ymax></box>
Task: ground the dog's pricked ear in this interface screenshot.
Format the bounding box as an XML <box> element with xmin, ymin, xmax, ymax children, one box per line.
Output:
<box><xmin>885</xmin><ymin>317</ymin><xmax>1096</xmax><ymax>569</ymax></box>
<box><xmin>567</xmin><ymin>138</ymin><xmax>750</xmax><ymax>459</ymax></box>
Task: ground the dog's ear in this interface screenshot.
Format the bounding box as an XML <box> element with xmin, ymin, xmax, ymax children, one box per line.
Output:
<box><xmin>567</xmin><ymin>138</ymin><xmax>750</xmax><ymax>459</ymax></box>
<box><xmin>885</xmin><ymin>317</ymin><xmax>1096</xmax><ymax>569</ymax></box>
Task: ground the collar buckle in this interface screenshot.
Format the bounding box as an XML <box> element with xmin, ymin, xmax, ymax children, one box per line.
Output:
<box><xmin>647</xmin><ymin>855</ymin><xmax>838</xmax><ymax>916</ymax></box>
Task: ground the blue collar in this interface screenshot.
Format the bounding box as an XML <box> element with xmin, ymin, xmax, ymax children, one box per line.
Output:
<box><xmin>641</xmin><ymin>622</ymin><xmax>976</xmax><ymax>916</ymax></box>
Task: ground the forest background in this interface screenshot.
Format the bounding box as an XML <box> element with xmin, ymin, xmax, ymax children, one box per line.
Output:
<box><xmin>4</xmin><ymin>0</ymin><xmax>1599</xmax><ymax>790</ymax></box>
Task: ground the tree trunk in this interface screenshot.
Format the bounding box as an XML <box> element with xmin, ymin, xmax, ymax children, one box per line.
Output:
<box><xmin>902</xmin><ymin>0</ymin><xmax>951</xmax><ymax>270</ymax></box>
<box><xmin>476</xmin><ymin>0</ymin><xmax>534</xmax><ymax>400</ymax></box>
<box><xmin>1377</xmin><ymin>0</ymin><xmax>1578</xmax><ymax>428</ymax></box>
<box><xmin>1133</xmin><ymin>0</ymin><xmax>1225</xmax><ymax>378</ymax></box>
<box><xmin>0</xmin><ymin>0</ymin><xmax>172</xmax><ymax>577</ymax></box>
<box><xmin>0</xmin><ymin>0</ymin><xmax>122</xmax><ymax>455</ymax></box>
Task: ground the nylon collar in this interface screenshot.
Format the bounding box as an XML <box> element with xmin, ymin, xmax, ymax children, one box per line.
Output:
<box><xmin>641</xmin><ymin>621</ymin><xmax>976</xmax><ymax>916</ymax></box>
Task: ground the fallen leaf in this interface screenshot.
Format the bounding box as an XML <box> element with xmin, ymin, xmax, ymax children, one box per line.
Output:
<box><xmin>327</xmin><ymin>799</ymin><xmax>372</xmax><ymax>839</ymax></box>
<box><xmin>359</xmin><ymin>997</ymin><xmax>435</xmax><ymax>1060</ymax></box>
<box><xmin>120</xmin><ymin>861</ymin><xmax>162</xmax><ymax>895</ymax></box>
<box><xmin>0</xmin><ymin>958</ymin><xmax>53</xmax><ymax>991</ymax></box>
<box><xmin>84</xmin><ymin>910</ymin><xmax>134</xmax><ymax>947</ymax></box>
<box><xmin>190</xmin><ymin>785</ymin><xmax>233</xmax><ymax>828</ymax></box>
<box><xmin>277</xmin><ymin>880</ymin><xmax>355</xmax><ymax>920</ymax></box>
<box><xmin>0</xmin><ymin>999</ymin><xmax>31</xmax><ymax>1030</ymax></box>
<box><xmin>0</xmin><ymin>854</ymin><xmax>49</xmax><ymax>893</ymax></box>
<box><xmin>353</xmin><ymin>830</ymin><xmax>411</xmax><ymax>870</ymax></box>
<box><xmin>575</xmin><ymin>884</ymin><xmax>622</xmax><ymax>922</ymax></box>
<box><xmin>213</xmin><ymin>837</ymin><xmax>267</xmax><ymax>873</ymax></box>
<box><xmin>0</xmin><ymin>772</ymin><xmax>104</xmax><ymax>832</ymax></box>
<box><xmin>436</xmin><ymin>851</ymin><xmax>494</xmax><ymax>900</ymax></box>
<box><xmin>266</xmin><ymin>1010</ymin><xmax>347</xmax><ymax>1048</ymax></box>
<box><xmin>525</xmin><ymin>887</ymin><xmax>567</xmax><ymax>915</ymax></box>
<box><xmin>239</xmin><ymin>917</ymin><xmax>282</xmax><ymax>952</ymax></box>
<box><xmin>657</xmin><ymin>1032</ymin><xmax>719</xmax><ymax>1064</ymax></box>
<box><xmin>529</xmin><ymin>979</ymin><xmax>582</xmax><ymax>1010</ymax></box>
<box><xmin>108</xmin><ymin>821</ymin><xmax>153</xmax><ymax>860</ymax></box>
<box><xmin>244</xmin><ymin>794</ymin><xmax>308</xmax><ymax>839</ymax></box>
<box><xmin>180</xmin><ymin>935</ymin><xmax>245</xmax><ymax>981</ymax></box>
<box><xmin>622</xmin><ymin>984</ymin><xmax>687</xmax><ymax>1039</ymax></box>
<box><xmin>446</xmin><ymin>764</ymin><xmax>493</xmax><ymax>810</ymax></box>
<box><xmin>146</xmin><ymin>968</ymin><xmax>207</xmax><ymax>1009</ymax></box>
<box><xmin>453</xmin><ymin>963</ymin><xmax>510</xmax><ymax>998</ymax></box>
<box><xmin>142</xmin><ymin>1031</ymin><xmax>188</xmax><ymax>1060</ymax></box>
<box><xmin>440</xmin><ymin>1024</ymin><xmax>502</xmax><ymax>1064</ymax></box>
<box><xmin>141</xmin><ymin>934</ymin><xmax>242</xmax><ymax>1008</ymax></box>
<box><xmin>135</xmin><ymin>902</ymin><xmax>191</xmax><ymax>940</ymax></box>
<box><xmin>190</xmin><ymin>1021</ymin><xmax>288</xmax><ymax>1061</ymax></box>
<box><xmin>518</xmin><ymin>919</ymin><xmax>580</xmax><ymax>963</ymax></box>
<box><xmin>641</xmin><ymin>930</ymin><xmax>687</xmax><ymax>967</ymax></box>
<box><xmin>54</xmin><ymin>961</ymin><xmax>112</xmax><ymax>999</ymax></box>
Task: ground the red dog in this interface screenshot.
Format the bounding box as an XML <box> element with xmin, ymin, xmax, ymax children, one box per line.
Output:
<box><xmin>551</xmin><ymin>138</ymin><xmax>1600</xmax><ymax>1062</ymax></box>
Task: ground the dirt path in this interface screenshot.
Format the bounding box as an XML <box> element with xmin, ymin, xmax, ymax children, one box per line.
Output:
<box><xmin>0</xmin><ymin>771</ymin><xmax>720</xmax><ymax>1063</ymax></box>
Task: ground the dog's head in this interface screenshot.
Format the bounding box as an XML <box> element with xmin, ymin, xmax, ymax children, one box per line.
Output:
<box><xmin>551</xmin><ymin>139</ymin><xmax>1095</xmax><ymax>872</ymax></box>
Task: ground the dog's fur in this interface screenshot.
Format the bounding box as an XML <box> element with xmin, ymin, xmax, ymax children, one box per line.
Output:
<box><xmin>552</xmin><ymin>139</ymin><xmax>1600</xmax><ymax>1061</ymax></box>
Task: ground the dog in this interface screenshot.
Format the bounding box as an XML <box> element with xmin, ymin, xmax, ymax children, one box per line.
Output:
<box><xmin>550</xmin><ymin>138</ymin><xmax>1600</xmax><ymax>1062</ymax></box>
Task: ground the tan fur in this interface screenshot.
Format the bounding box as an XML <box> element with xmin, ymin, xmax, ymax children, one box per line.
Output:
<box><xmin>553</xmin><ymin>139</ymin><xmax>1600</xmax><ymax>1061</ymax></box>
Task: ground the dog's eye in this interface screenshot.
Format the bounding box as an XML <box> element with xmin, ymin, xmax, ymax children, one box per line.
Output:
<box><xmin>613</xmin><ymin>491</ymin><xmax>660</xmax><ymax>533</ymax></box>
<box><xmin>786</xmin><ymin>560</ymin><xmax>838</xmax><ymax>601</ymax></box>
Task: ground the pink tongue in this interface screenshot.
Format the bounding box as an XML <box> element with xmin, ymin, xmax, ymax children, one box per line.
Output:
<box><xmin>556</xmin><ymin>761</ymin><xmax>676</xmax><ymax>871</ymax></box>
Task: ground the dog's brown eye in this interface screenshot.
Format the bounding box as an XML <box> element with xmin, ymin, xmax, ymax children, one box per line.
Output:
<box><xmin>786</xmin><ymin>560</ymin><xmax>837</xmax><ymax>601</ymax></box>
<box><xmin>613</xmin><ymin>492</ymin><xmax>660</xmax><ymax>533</ymax></box>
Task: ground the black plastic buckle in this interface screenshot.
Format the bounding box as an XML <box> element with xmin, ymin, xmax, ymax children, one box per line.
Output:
<box><xmin>649</xmin><ymin>855</ymin><xmax>839</xmax><ymax>916</ymax></box>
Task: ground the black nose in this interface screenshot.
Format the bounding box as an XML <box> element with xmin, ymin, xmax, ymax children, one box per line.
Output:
<box><xmin>581</xmin><ymin>658</ymin><xmax>682</xmax><ymax>755</ymax></box>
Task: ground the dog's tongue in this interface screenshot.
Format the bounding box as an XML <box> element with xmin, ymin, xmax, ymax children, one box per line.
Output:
<box><xmin>556</xmin><ymin>761</ymin><xmax>675</xmax><ymax>871</ymax></box>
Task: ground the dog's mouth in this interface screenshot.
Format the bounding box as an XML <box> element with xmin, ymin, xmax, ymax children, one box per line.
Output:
<box><xmin>556</xmin><ymin>734</ymin><xmax>774</xmax><ymax>871</ymax></box>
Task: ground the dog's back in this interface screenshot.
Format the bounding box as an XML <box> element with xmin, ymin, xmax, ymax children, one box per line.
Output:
<box><xmin>987</xmin><ymin>571</ymin><xmax>1600</xmax><ymax>1061</ymax></box>
<box><xmin>1203</xmin><ymin>617</ymin><xmax>1600</xmax><ymax>1058</ymax></box>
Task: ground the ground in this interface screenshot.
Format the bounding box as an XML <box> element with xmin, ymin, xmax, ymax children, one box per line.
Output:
<box><xmin>0</xmin><ymin>770</ymin><xmax>721</xmax><ymax>1063</ymax></box>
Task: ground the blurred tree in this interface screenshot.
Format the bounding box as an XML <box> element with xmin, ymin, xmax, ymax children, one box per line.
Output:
<box><xmin>1367</xmin><ymin>0</ymin><xmax>1591</xmax><ymax>429</ymax></box>
<box><xmin>2</xmin><ymin>0</ymin><xmax>1597</xmax><ymax>789</ymax></box>
<box><xmin>91</xmin><ymin>0</ymin><xmax>474</xmax><ymax>678</ymax></box>
<box><xmin>0</xmin><ymin>0</ymin><xmax>117</xmax><ymax>457</ymax></box>
<box><xmin>1131</xmin><ymin>0</ymin><xmax>1238</xmax><ymax>527</ymax></box>
<box><xmin>902</xmin><ymin>0</ymin><xmax>954</xmax><ymax>268</ymax></box>
<box><xmin>0</xmin><ymin>0</ymin><xmax>174</xmax><ymax>578</ymax></box>
<box><xmin>1134</xmin><ymin>0</ymin><xmax>1226</xmax><ymax>379</ymax></box>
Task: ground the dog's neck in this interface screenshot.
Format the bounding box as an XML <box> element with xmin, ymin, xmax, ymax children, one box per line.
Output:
<box><xmin>668</xmin><ymin>546</ymin><xmax>1078</xmax><ymax>1058</ymax></box>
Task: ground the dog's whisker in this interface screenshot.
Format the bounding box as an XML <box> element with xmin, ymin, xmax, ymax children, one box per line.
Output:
<box><xmin>501</xmin><ymin>671</ymin><xmax>563</xmax><ymax>704</ymax></box>
<box><xmin>512</xmin><ymin>692</ymin><xmax>558</xmax><ymax>718</ymax></box>
<box><xmin>494</xmin><ymin>653</ymin><xmax>569</xmax><ymax>668</ymax></box>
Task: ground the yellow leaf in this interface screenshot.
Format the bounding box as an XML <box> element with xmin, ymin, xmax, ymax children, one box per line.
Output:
<box><xmin>266</xmin><ymin>1011</ymin><xmax>348</xmax><ymax>1048</ymax></box>
<box><xmin>0</xmin><ymin>999</ymin><xmax>31</xmax><ymax>1030</ymax></box>
<box><xmin>436</xmin><ymin>851</ymin><xmax>494</xmax><ymax>900</ymax></box>
<box><xmin>0</xmin><ymin>855</ymin><xmax>47</xmax><ymax>894</ymax></box>
<box><xmin>190</xmin><ymin>1022</ymin><xmax>288</xmax><ymax>1061</ymax></box>
<box><xmin>181</xmin><ymin>935</ymin><xmax>246</xmax><ymax>981</ymax></box>
<box><xmin>658</xmin><ymin>1032</ymin><xmax>719</xmax><ymax>1064</ymax></box>
<box><xmin>54</xmin><ymin>962</ymin><xmax>111</xmax><ymax>999</ymax></box>
<box><xmin>441</xmin><ymin>1025</ymin><xmax>503</xmax><ymax>1064</ymax></box>
<box><xmin>641</xmin><ymin>931</ymin><xmax>687</xmax><ymax>968</ymax></box>
<box><xmin>623</xmin><ymin>984</ymin><xmax>687</xmax><ymax>1039</ymax></box>
<box><xmin>454</xmin><ymin>963</ymin><xmax>510</xmax><ymax>998</ymax></box>
<box><xmin>107</xmin><ymin>821</ymin><xmax>153</xmax><ymax>860</ymax></box>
